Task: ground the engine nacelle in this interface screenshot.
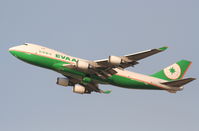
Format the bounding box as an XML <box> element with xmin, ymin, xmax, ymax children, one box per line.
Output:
<box><xmin>56</xmin><ymin>77</ymin><xmax>69</xmax><ymax>86</ymax></box>
<box><xmin>73</xmin><ymin>84</ymin><xmax>86</xmax><ymax>94</ymax></box>
<box><xmin>76</xmin><ymin>60</ymin><xmax>90</xmax><ymax>70</ymax></box>
<box><xmin>108</xmin><ymin>56</ymin><xmax>122</xmax><ymax>65</ymax></box>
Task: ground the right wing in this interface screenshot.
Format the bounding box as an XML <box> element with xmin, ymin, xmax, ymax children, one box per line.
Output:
<box><xmin>95</xmin><ymin>46</ymin><xmax>168</xmax><ymax>69</ymax></box>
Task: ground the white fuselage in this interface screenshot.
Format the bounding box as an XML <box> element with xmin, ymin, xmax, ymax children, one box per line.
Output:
<box><xmin>9</xmin><ymin>43</ymin><xmax>183</xmax><ymax>91</ymax></box>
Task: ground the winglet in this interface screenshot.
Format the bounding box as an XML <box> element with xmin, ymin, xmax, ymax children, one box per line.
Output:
<box><xmin>101</xmin><ymin>90</ymin><xmax>112</xmax><ymax>94</ymax></box>
<box><xmin>158</xmin><ymin>46</ymin><xmax>168</xmax><ymax>51</ymax></box>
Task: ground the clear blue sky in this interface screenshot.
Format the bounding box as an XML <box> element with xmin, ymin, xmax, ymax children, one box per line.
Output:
<box><xmin>0</xmin><ymin>0</ymin><xmax>198</xmax><ymax>131</ymax></box>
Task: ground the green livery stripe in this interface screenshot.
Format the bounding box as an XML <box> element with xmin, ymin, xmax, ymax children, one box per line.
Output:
<box><xmin>112</xmin><ymin>74</ymin><xmax>164</xmax><ymax>90</ymax></box>
<box><xmin>10</xmin><ymin>49</ymin><xmax>75</xmax><ymax>64</ymax></box>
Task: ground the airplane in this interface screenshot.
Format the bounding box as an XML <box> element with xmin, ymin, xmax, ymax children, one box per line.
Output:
<box><xmin>9</xmin><ymin>43</ymin><xmax>195</xmax><ymax>94</ymax></box>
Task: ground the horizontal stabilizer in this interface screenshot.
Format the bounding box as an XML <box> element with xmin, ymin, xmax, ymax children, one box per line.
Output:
<box><xmin>161</xmin><ymin>78</ymin><xmax>196</xmax><ymax>87</ymax></box>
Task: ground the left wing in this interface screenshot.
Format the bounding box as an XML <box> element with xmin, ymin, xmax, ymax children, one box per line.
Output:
<box><xmin>95</xmin><ymin>46</ymin><xmax>168</xmax><ymax>69</ymax></box>
<box><xmin>63</xmin><ymin>75</ymin><xmax>111</xmax><ymax>94</ymax></box>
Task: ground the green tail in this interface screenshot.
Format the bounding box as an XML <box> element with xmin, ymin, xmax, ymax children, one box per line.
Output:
<box><xmin>151</xmin><ymin>60</ymin><xmax>192</xmax><ymax>81</ymax></box>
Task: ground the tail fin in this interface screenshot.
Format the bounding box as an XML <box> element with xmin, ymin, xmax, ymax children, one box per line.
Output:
<box><xmin>151</xmin><ymin>60</ymin><xmax>192</xmax><ymax>81</ymax></box>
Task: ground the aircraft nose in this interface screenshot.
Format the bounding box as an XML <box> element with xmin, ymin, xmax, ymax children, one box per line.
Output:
<box><xmin>9</xmin><ymin>46</ymin><xmax>18</xmax><ymax>57</ymax></box>
<box><xmin>9</xmin><ymin>46</ymin><xmax>15</xmax><ymax>51</ymax></box>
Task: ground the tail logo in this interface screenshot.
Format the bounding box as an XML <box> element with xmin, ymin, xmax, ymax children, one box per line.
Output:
<box><xmin>164</xmin><ymin>64</ymin><xmax>181</xmax><ymax>80</ymax></box>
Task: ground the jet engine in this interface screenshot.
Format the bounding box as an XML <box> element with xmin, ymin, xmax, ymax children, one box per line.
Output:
<box><xmin>56</xmin><ymin>77</ymin><xmax>69</xmax><ymax>86</ymax></box>
<box><xmin>76</xmin><ymin>60</ymin><xmax>91</xmax><ymax>70</ymax></box>
<box><xmin>73</xmin><ymin>84</ymin><xmax>86</xmax><ymax>94</ymax></box>
<box><xmin>108</xmin><ymin>56</ymin><xmax>122</xmax><ymax>65</ymax></box>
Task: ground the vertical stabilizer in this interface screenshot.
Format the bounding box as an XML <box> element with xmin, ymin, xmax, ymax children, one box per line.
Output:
<box><xmin>151</xmin><ymin>60</ymin><xmax>192</xmax><ymax>81</ymax></box>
